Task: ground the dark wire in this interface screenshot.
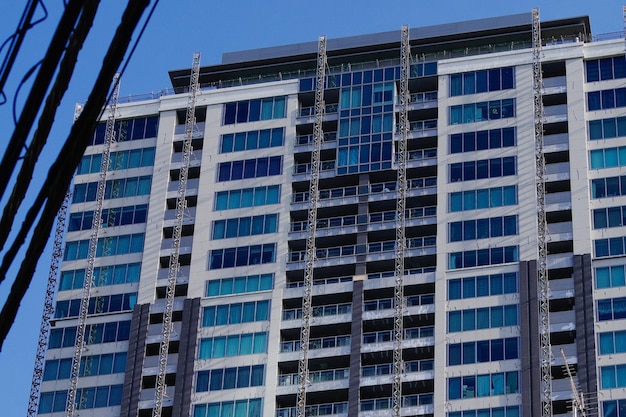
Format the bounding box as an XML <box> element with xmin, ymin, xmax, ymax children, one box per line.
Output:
<box><xmin>12</xmin><ymin>60</ymin><xmax>42</xmax><ymax>125</ymax></box>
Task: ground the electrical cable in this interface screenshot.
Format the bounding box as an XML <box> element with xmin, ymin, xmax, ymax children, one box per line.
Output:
<box><xmin>0</xmin><ymin>0</ymin><xmax>151</xmax><ymax>352</ymax></box>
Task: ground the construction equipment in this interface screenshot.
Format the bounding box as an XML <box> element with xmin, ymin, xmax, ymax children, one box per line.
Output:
<box><xmin>393</xmin><ymin>24</ymin><xmax>410</xmax><ymax>417</ymax></box>
<box><xmin>26</xmin><ymin>191</ymin><xmax>71</xmax><ymax>417</ymax></box>
<box><xmin>65</xmin><ymin>74</ymin><xmax>121</xmax><ymax>417</ymax></box>
<box><xmin>532</xmin><ymin>8</ymin><xmax>552</xmax><ymax>417</ymax></box>
<box><xmin>297</xmin><ymin>36</ymin><xmax>326</xmax><ymax>417</ymax></box>
<box><xmin>152</xmin><ymin>52</ymin><xmax>200</xmax><ymax>417</ymax></box>
<box><xmin>560</xmin><ymin>348</ymin><xmax>585</xmax><ymax>417</ymax></box>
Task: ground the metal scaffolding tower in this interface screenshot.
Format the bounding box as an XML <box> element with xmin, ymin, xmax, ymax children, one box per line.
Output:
<box><xmin>393</xmin><ymin>24</ymin><xmax>410</xmax><ymax>417</ymax></box>
<box><xmin>27</xmin><ymin>191</ymin><xmax>71</xmax><ymax>417</ymax></box>
<box><xmin>152</xmin><ymin>52</ymin><xmax>200</xmax><ymax>417</ymax></box>
<box><xmin>297</xmin><ymin>36</ymin><xmax>326</xmax><ymax>417</ymax></box>
<box><xmin>532</xmin><ymin>8</ymin><xmax>553</xmax><ymax>417</ymax></box>
<box><xmin>65</xmin><ymin>74</ymin><xmax>121</xmax><ymax>417</ymax></box>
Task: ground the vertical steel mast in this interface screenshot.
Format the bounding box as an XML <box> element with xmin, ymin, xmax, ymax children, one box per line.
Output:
<box><xmin>393</xmin><ymin>24</ymin><xmax>410</xmax><ymax>417</ymax></box>
<box><xmin>152</xmin><ymin>52</ymin><xmax>200</xmax><ymax>417</ymax></box>
<box><xmin>532</xmin><ymin>8</ymin><xmax>552</xmax><ymax>417</ymax></box>
<box><xmin>65</xmin><ymin>74</ymin><xmax>120</xmax><ymax>417</ymax></box>
<box><xmin>27</xmin><ymin>191</ymin><xmax>71</xmax><ymax>417</ymax></box>
<box><xmin>297</xmin><ymin>36</ymin><xmax>326</xmax><ymax>417</ymax></box>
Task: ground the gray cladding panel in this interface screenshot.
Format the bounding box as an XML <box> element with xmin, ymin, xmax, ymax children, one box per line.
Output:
<box><xmin>221</xmin><ymin>13</ymin><xmax>531</xmax><ymax>65</ymax></box>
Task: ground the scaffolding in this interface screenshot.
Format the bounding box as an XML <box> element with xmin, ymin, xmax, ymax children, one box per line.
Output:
<box><xmin>152</xmin><ymin>52</ymin><xmax>200</xmax><ymax>417</ymax></box>
<box><xmin>65</xmin><ymin>74</ymin><xmax>121</xmax><ymax>417</ymax></box>
<box><xmin>393</xmin><ymin>24</ymin><xmax>410</xmax><ymax>417</ymax></box>
<box><xmin>297</xmin><ymin>36</ymin><xmax>326</xmax><ymax>417</ymax></box>
<box><xmin>27</xmin><ymin>191</ymin><xmax>71</xmax><ymax>417</ymax></box>
<box><xmin>532</xmin><ymin>8</ymin><xmax>552</xmax><ymax>417</ymax></box>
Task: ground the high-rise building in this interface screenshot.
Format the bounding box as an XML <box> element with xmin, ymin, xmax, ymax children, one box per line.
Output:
<box><xmin>34</xmin><ymin>11</ymin><xmax>626</xmax><ymax>417</ymax></box>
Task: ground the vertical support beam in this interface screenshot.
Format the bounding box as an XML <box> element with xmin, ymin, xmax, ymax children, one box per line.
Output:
<box><xmin>27</xmin><ymin>190</ymin><xmax>71</xmax><ymax>417</ymax></box>
<box><xmin>153</xmin><ymin>52</ymin><xmax>200</xmax><ymax>417</ymax></box>
<box><xmin>393</xmin><ymin>25</ymin><xmax>410</xmax><ymax>417</ymax></box>
<box><xmin>66</xmin><ymin>74</ymin><xmax>121</xmax><ymax>417</ymax></box>
<box><xmin>297</xmin><ymin>35</ymin><xmax>326</xmax><ymax>417</ymax></box>
<box><xmin>532</xmin><ymin>8</ymin><xmax>552</xmax><ymax>417</ymax></box>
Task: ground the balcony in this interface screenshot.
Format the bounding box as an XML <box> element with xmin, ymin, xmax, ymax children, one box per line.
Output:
<box><xmin>289</xmin><ymin>206</ymin><xmax>436</xmax><ymax>239</ymax></box>
<box><xmin>167</xmin><ymin>177</ymin><xmax>199</xmax><ymax>195</ymax></box>
<box><xmin>279</xmin><ymin>335</ymin><xmax>350</xmax><ymax>361</ymax></box>
<box><xmin>160</xmin><ymin>235</ymin><xmax>193</xmax><ymax>252</ymax></box>
<box><xmin>544</xmin><ymin>133</ymin><xmax>569</xmax><ymax>153</ymax></box>
<box><xmin>361</xmin><ymin>359</ymin><xmax>434</xmax><ymax>385</ymax></box>
<box><xmin>291</xmin><ymin>177</ymin><xmax>437</xmax><ymax>209</ymax></box>
<box><xmin>276</xmin><ymin>368</ymin><xmax>349</xmax><ymax>395</ymax></box>
<box><xmin>287</xmin><ymin>236</ymin><xmax>437</xmax><ymax>268</ymax></box>
<box><xmin>173</xmin><ymin>121</ymin><xmax>205</xmax><ymax>139</ymax></box>
<box><xmin>360</xmin><ymin>394</ymin><xmax>434</xmax><ymax>416</ymax></box>
<box><xmin>396</xmin><ymin>91</ymin><xmax>438</xmax><ymax>110</ymax></box>
<box><xmin>547</xmin><ymin>221</ymin><xmax>573</xmax><ymax>242</ymax></box>
<box><xmin>542</xmin><ymin>76</ymin><xmax>567</xmax><ymax>95</ymax></box>
<box><xmin>293</xmin><ymin>160</ymin><xmax>336</xmax><ymax>179</ymax></box>
<box><xmin>163</xmin><ymin>206</ymin><xmax>196</xmax><ymax>227</ymax></box>
<box><xmin>545</xmin><ymin>191</ymin><xmax>571</xmax><ymax>212</ymax></box>
<box><xmin>297</xmin><ymin>104</ymin><xmax>339</xmax><ymax>124</ymax></box>
<box><xmin>544</xmin><ymin>104</ymin><xmax>568</xmax><ymax>123</ymax></box>
<box><xmin>276</xmin><ymin>402</ymin><xmax>348</xmax><ymax>417</ymax></box>
<box><xmin>545</xmin><ymin>162</ymin><xmax>570</xmax><ymax>182</ymax></box>
<box><xmin>397</xmin><ymin>148</ymin><xmax>437</xmax><ymax>169</ymax></box>
<box><xmin>363</xmin><ymin>294</ymin><xmax>434</xmax><ymax>320</ymax></box>
<box><xmin>281</xmin><ymin>303</ymin><xmax>352</xmax><ymax>329</ymax></box>
<box><xmin>549</xmin><ymin>309</ymin><xmax>576</xmax><ymax>332</ymax></box>
<box><xmin>362</xmin><ymin>326</ymin><xmax>435</xmax><ymax>352</ymax></box>
<box><xmin>170</xmin><ymin>149</ymin><xmax>202</xmax><ymax>169</ymax></box>
<box><xmin>295</xmin><ymin>131</ymin><xmax>337</xmax><ymax>148</ymax></box>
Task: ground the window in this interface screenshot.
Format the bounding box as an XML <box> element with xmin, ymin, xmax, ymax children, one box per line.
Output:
<box><xmin>448</xmin><ymin>337</ymin><xmax>518</xmax><ymax>365</ymax></box>
<box><xmin>590</xmin><ymin>146</ymin><xmax>626</xmax><ymax>169</ymax></box>
<box><xmin>601</xmin><ymin>365</ymin><xmax>626</xmax><ymax>389</ymax></box>
<box><xmin>447</xmin><ymin>407</ymin><xmax>520</xmax><ymax>417</ymax></box>
<box><xmin>209</xmin><ymin>244</ymin><xmax>276</xmax><ymax>269</ymax></box>
<box><xmin>590</xmin><ymin>176</ymin><xmax>626</xmax><ymax>199</ymax></box>
<box><xmin>449</xmin><ymin>186</ymin><xmax>516</xmax><ymax>212</ymax></box>
<box><xmin>63</xmin><ymin>234</ymin><xmax>144</xmax><ymax>261</ymax></box>
<box><xmin>448</xmin><ymin>246</ymin><xmax>518</xmax><ymax>270</ymax></box>
<box><xmin>215</xmin><ymin>185</ymin><xmax>280</xmax><ymax>210</ymax></box>
<box><xmin>449</xmin><ymin>127</ymin><xmax>516</xmax><ymax>154</ymax></box>
<box><xmin>597</xmin><ymin>297</ymin><xmax>626</xmax><ymax>321</ymax></box>
<box><xmin>595</xmin><ymin>237</ymin><xmax>626</xmax><ymax>257</ymax></box>
<box><xmin>68</xmin><ymin>204</ymin><xmax>148</xmax><ymax>231</ymax></box>
<box><xmin>217</xmin><ymin>157</ymin><xmax>281</xmax><ymax>181</ymax></box>
<box><xmin>44</xmin><ymin>352</ymin><xmax>126</xmax><ymax>381</ymax></box>
<box><xmin>72</xmin><ymin>176</ymin><xmax>152</xmax><ymax>203</ymax></box>
<box><xmin>55</xmin><ymin>293</ymin><xmax>137</xmax><ymax>318</ymax></box>
<box><xmin>212</xmin><ymin>214</ymin><xmax>278</xmax><ymax>239</ymax></box>
<box><xmin>449</xmin><ymin>216</ymin><xmax>517</xmax><ymax>242</ymax></box>
<box><xmin>602</xmin><ymin>399</ymin><xmax>626</xmax><ymax>417</ymax></box>
<box><xmin>586</xmin><ymin>57</ymin><xmax>626</xmax><ymax>82</ymax></box>
<box><xmin>449</xmin><ymin>99</ymin><xmax>515</xmax><ymax>125</ymax></box>
<box><xmin>593</xmin><ymin>206</ymin><xmax>626</xmax><ymax>230</ymax></box>
<box><xmin>448</xmin><ymin>371</ymin><xmax>519</xmax><ymax>400</ymax></box>
<box><xmin>77</xmin><ymin>147</ymin><xmax>156</xmax><ymax>175</ymax></box>
<box><xmin>198</xmin><ymin>332</ymin><xmax>268</xmax><ymax>359</ymax></box>
<box><xmin>205</xmin><ymin>274</ymin><xmax>273</xmax><ymax>297</ymax></box>
<box><xmin>448</xmin><ymin>304</ymin><xmax>518</xmax><ymax>332</ymax></box>
<box><xmin>193</xmin><ymin>399</ymin><xmax>262</xmax><ymax>417</ymax></box>
<box><xmin>598</xmin><ymin>330</ymin><xmax>626</xmax><ymax>355</ymax></box>
<box><xmin>588</xmin><ymin>88</ymin><xmax>626</xmax><ymax>111</ymax></box>
<box><xmin>449</xmin><ymin>157</ymin><xmax>516</xmax><ymax>182</ymax></box>
<box><xmin>196</xmin><ymin>365</ymin><xmax>265</xmax><ymax>392</ymax></box>
<box><xmin>589</xmin><ymin>116</ymin><xmax>626</xmax><ymax>140</ymax></box>
<box><xmin>202</xmin><ymin>300</ymin><xmax>270</xmax><ymax>327</ymax></box>
<box><xmin>59</xmin><ymin>263</ymin><xmax>140</xmax><ymax>291</ymax></box>
<box><xmin>48</xmin><ymin>321</ymin><xmax>130</xmax><ymax>349</ymax></box>
<box><xmin>220</xmin><ymin>128</ymin><xmax>284</xmax><ymax>153</ymax></box>
<box><xmin>88</xmin><ymin>116</ymin><xmax>158</xmax><ymax>146</ymax></box>
<box><xmin>448</xmin><ymin>273</ymin><xmax>517</xmax><ymax>300</ymax></box>
<box><xmin>223</xmin><ymin>97</ymin><xmax>286</xmax><ymax>125</ymax></box>
<box><xmin>450</xmin><ymin>67</ymin><xmax>514</xmax><ymax>96</ymax></box>
<box><xmin>596</xmin><ymin>265</ymin><xmax>626</xmax><ymax>289</ymax></box>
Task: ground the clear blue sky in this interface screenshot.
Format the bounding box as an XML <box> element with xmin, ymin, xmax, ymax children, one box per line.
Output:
<box><xmin>0</xmin><ymin>1</ymin><xmax>622</xmax><ymax>414</ymax></box>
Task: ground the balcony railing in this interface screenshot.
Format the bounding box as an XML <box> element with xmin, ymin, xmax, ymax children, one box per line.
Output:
<box><xmin>288</xmin><ymin>236</ymin><xmax>436</xmax><ymax>263</ymax></box>
<box><xmin>367</xmin><ymin>267</ymin><xmax>436</xmax><ymax>279</ymax></box>
<box><xmin>278</xmin><ymin>368</ymin><xmax>349</xmax><ymax>386</ymax></box>
<box><xmin>362</xmin><ymin>359</ymin><xmax>434</xmax><ymax>377</ymax></box>
<box><xmin>363</xmin><ymin>293</ymin><xmax>434</xmax><ymax>311</ymax></box>
<box><xmin>280</xmin><ymin>335</ymin><xmax>350</xmax><ymax>353</ymax></box>
<box><xmin>295</xmin><ymin>131</ymin><xmax>337</xmax><ymax>146</ymax></box>
<box><xmin>360</xmin><ymin>393</ymin><xmax>434</xmax><ymax>411</ymax></box>
<box><xmin>290</xmin><ymin>206</ymin><xmax>436</xmax><ymax>233</ymax></box>
<box><xmin>282</xmin><ymin>303</ymin><xmax>351</xmax><ymax>320</ymax></box>
<box><xmin>363</xmin><ymin>326</ymin><xmax>434</xmax><ymax>343</ymax></box>
<box><xmin>276</xmin><ymin>402</ymin><xmax>348</xmax><ymax>417</ymax></box>
<box><xmin>286</xmin><ymin>276</ymin><xmax>353</xmax><ymax>288</ymax></box>
<box><xmin>397</xmin><ymin>91</ymin><xmax>438</xmax><ymax>105</ymax></box>
<box><xmin>298</xmin><ymin>104</ymin><xmax>339</xmax><ymax>118</ymax></box>
<box><xmin>292</xmin><ymin>177</ymin><xmax>437</xmax><ymax>204</ymax></box>
<box><xmin>293</xmin><ymin>160</ymin><xmax>336</xmax><ymax>174</ymax></box>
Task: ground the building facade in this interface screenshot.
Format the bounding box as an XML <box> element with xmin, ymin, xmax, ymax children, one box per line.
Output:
<box><xmin>35</xmin><ymin>11</ymin><xmax>626</xmax><ymax>417</ymax></box>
